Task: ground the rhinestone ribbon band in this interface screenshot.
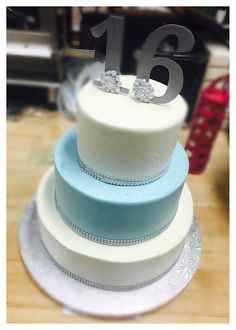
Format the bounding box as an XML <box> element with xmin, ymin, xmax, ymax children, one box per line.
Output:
<box><xmin>42</xmin><ymin>239</ymin><xmax>183</xmax><ymax>292</ymax></box>
<box><xmin>55</xmin><ymin>191</ymin><xmax>177</xmax><ymax>246</ymax></box>
<box><xmin>78</xmin><ymin>154</ymin><xmax>169</xmax><ymax>186</ymax></box>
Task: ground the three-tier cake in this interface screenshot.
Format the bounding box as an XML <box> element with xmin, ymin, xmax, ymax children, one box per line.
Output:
<box><xmin>36</xmin><ymin>76</ymin><xmax>193</xmax><ymax>290</ymax></box>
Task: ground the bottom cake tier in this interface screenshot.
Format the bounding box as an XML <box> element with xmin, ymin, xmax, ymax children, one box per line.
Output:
<box><xmin>36</xmin><ymin>167</ymin><xmax>193</xmax><ymax>290</ymax></box>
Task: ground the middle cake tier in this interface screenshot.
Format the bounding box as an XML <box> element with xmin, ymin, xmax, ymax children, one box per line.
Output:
<box><xmin>54</xmin><ymin>128</ymin><xmax>189</xmax><ymax>245</ymax></box>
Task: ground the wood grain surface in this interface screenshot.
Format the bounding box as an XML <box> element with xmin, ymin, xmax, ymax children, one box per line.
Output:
<box><xmin>7</xmin><ymin>108</ymin><xmax>229</xmax><ymax>323</ymax></box>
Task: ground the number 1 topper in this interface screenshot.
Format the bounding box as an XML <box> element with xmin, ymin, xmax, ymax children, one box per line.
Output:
<box><xmin>91</xmin><ymin>15</ymin><xmax>129</xmax><ymax>95</ymax></box>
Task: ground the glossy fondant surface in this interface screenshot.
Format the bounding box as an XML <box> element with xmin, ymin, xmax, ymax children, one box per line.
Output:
<box><xmin>54</xmin><ymin>128</ymin><xmax>189</xmax><ymax>241</ymax></box>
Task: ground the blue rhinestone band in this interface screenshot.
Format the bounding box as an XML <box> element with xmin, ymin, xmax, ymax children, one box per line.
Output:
<box><xmin>78</xmin><ymin>154</ymin><xmax>169</xmax><ymax>187</ymax></box>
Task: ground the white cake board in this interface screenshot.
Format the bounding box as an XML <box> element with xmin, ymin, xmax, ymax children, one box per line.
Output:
<box><xmin>19</xmin><ymin>198</ymin><xmax>202</xmax><ymax>319</ymax></box>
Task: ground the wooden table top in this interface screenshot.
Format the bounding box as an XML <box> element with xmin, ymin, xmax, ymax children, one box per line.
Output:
<box><xmin>7</xmin><ymin>109</ymin><xmax>229</xmax><ymax>323</ymax></box>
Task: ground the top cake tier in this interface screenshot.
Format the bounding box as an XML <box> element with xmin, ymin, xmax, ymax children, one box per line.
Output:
<box><xmin>77</xmin><ymin>75</ymin><xmax>187</xmax><ymax>184</ymax></box>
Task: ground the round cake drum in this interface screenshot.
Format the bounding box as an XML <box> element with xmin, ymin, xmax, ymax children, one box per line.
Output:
<box><xmin>19</xmin><ymin>198</ymin><xmax>201</xmax><ymax>318</ymax></box>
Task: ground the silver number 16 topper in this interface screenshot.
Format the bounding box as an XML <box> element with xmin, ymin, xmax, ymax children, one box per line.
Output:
<box><xmin>91</xmin><ymin>16</ymin><xmax>195</xmax><ymax>105</ymax></box>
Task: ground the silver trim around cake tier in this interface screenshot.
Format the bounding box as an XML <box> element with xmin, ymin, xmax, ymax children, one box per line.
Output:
<box><xmin>45</xmin><ymin>240</ymin><xmax>182</xmax><ymax>291</ymax></box>
<box><xmin>78</xmin><ymin>153</ymin><xmax>169</xmax><ymax>186</ymax></box>
<box><xmin>54</xmin><ymin>191</ymin><xmax>177</xmax><ymax>246</ymax></box>
<box><xmin>19</xmin><ymin>198</ymin><xmax>201</xmax><ymax>318</ymax></box>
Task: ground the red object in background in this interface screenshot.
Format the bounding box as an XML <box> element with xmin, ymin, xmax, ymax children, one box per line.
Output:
<box><xmin>185</xmin><ymin>75</ymin><xmax>229</xmax><ymax>174</ymax></box>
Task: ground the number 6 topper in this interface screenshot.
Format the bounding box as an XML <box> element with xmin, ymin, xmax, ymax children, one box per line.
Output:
<box><xmin>91</xmin><ymin>17</ymin><xmax>195</xmax><ymax>105</ymax></box>
<box><xmin>134</xmin><ymin>24</ymin><xmax>195</xmax><ymax>104</ymax></box>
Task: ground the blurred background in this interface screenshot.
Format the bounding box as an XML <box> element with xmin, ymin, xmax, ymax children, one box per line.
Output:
<box><xmin>6</xmin><ymin>6</ymin><xmax>229</xmax><ymax>173</ymax></box>
<box><xmin>6</xmin><ymin>7</ymin><xmax>229</xmax><ymax>117</ymax></box>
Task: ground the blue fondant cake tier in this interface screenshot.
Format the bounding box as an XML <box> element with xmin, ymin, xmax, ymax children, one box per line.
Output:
<box><xmin>54</xmin><ymin>128</ymin><xmax>189</xmax><ymax>243</ymax></box>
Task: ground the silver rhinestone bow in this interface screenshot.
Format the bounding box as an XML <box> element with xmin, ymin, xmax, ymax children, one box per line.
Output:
<box><xmin>100</xmin><ymin>70</ymin><xmax>122</xmax><ymax>93</ymax></box>
<box><xmin>133</xmin><ymin>78</ymin><xmax>154</xmax><ymax>103</ymax></box>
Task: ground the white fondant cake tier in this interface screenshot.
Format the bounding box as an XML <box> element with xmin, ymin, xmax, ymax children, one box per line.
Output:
<box><xmin>37</xmin><ymin>167</ymin><xmax>193</xmax><ymax>289</ymax></box>
<box><xmin>77</xmin><ymin>75</ymin><xmax>187</xmax><ymax>182</ymax></box>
